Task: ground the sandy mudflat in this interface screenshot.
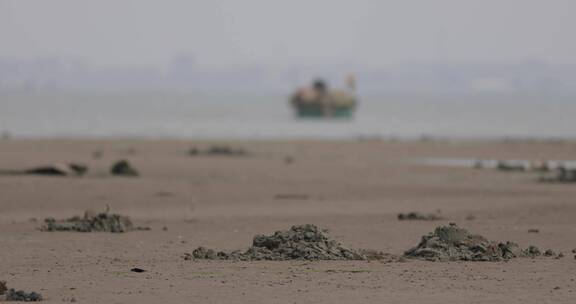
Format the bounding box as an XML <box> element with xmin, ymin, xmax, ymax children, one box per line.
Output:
<box><xmin>1</xmin><ymin>138</ymin><xmax>575</xmax><ymax>303</ymax></box>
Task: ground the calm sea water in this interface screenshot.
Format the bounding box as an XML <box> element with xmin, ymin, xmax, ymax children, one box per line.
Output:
<box><xmin>0</xmin><ymin>91</ymin><xmax>574</xmax><ymax>139</ymax></box>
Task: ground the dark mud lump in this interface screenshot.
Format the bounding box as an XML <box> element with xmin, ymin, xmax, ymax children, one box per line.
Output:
<box><xmin>5</xmin><ymin>289</ymin><xmax>42</xmax><ymax>302</ymax></box>
<box><xmin>43</xmin><ymin>210</ymin><xmax>137</xmax><ymax>233</ymax></box>
<box><xmin>405</xmin><ymin>224</ymin><xmax>542</xmax><ymax>261</ymax></box>
<box><xmin>188</xmin><ymin>224</ymin><xmax>374</xmax><ymax>261</ymax></box>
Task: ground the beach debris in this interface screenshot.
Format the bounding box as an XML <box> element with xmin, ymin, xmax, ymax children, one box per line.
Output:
<box><xmin>188</xmin><ymin>145</ymin><xmax>247</xmax><ymax>157</ymax></box>
<box><xmin>496</xmin><ymin>160</ymin><xmax>527</xmax><ymax>172</ymax></box>
<box><xmin>544</xmin><ymin>249</ymin><xmax>556</xmax><ymax>257</ymax></box>
<box><xmin>398</xmin><ymin>212</ymin><xmax>443</xmax><ymax>221</ymax></box>
<box><xmin>539</xmin><ymin>167</ymin><xmax>576</xmax><ymax>183</ymax></box>
<box><xmin>1</xmin><ymin>282</ymin><xmax>42</xmax><ymax>302</ymax></box>
<box><xmin>404</xmin><ymin>223</ymin><xmax>545</xmax><ymax>261</ymax></box>
<box><xmin>130</xmin><ymin>268</ymin><xmax>146</xmax><ymax>273</ymax></box>
<box><xmin>426</xmin><ymin>158</ymin><xmax>564</xmax><ymax>173</ymax></box>
<box><xmin>110</xmin><ymin>160</ymin><xmax>139</xmax><ymax>177</ymax></box>
<box><xmin>524</xmin><ymin>245</ymin><xmax>541</xmax><ymax>257</ymax></box>
<box><xmin>0</xmin><ymin>163</ymin><xmax>88</xmax><ymax>177</ymax></box>
<box><xmin>528</xmin><ymin>228</ymin><xmax>540</xmax><ymax>233</ymax></box>
<box><xmin>42</xmin><ymin>208</ymin><xmax>148</xmax><ymax>233</ymax></box>
<box><xmin>186</xmin><ymin>224</ymin><xmax>393</xmax><ymax>261</ymax></box>
<box><xmin>498</xmin><ymin>159</ymin><xmax>560</xmax><ymax>172</ymax></box>
<box><xmin>5</xmin><ymin>289</ymin><xmax>43</xmax><ymax>302</ymax></box>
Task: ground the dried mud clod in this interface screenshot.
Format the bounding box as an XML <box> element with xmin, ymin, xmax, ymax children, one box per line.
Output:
<box><xmin>404</xmin><ymin>223</ymin><xmax>545</xmax><ymax>262</ymax></box>
<box><xmin>42</xmin><ymin>209</ymin><xmax>147</xmax><ymax>233</ymax></box>
<box><xmin>398</xmin><ymin>212</ymin><xmax>443</xmax><ymax>221</ymax></box>
<box><xmin>0</xmin><ymin>282</ymin><xmax>42</xmax><ymax>302</ymax></box>
<box><xmin>186</xmin><ymin>224</ymin><xmax>395</xmax><ymax>261</ymax></box>
<box><xmin>5</xmin><ymin>289</ymin><xmax>43</xmax><ymax>302</ymax></box>
<box><xmin>544</xmin><ymin>249</ymin><xmax>556</xmax><ymax>257</ymax></box>
<box><xmin>110</xmin><ymin>160</ymin><xmax>139</xmax><ymax>177</ymax></box>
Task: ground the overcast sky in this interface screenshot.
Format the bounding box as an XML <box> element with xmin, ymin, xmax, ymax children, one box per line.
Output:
<box><xmin>2</xmin><ymin>0</ymin><xmax>576</xmax><ymax>67</ymax></box>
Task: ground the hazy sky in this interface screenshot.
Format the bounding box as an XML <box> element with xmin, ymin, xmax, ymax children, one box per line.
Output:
<box><xmin>2</xmin><ymin>0</ymin><xmax>576</xmax><ymax>67</ymax></box>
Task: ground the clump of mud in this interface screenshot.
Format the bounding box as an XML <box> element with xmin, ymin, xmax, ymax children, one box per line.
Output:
<box><xmin>110</xmin><ymin>160</ymin><xmax>139</xmax><ymax>177</ymax></box>
<box><xmin>398</xmin><ymin>212</ymin><xmax>443</xmax><ymax>221</ymax></box>
<box><xmin>42</xmin><ymin>209</ymin><xmax>147</xmax><ymax>233</ymax></box>
<box><xmin>186</xmin><ymin>224</ymin><xmax>392</xmax><ymax>261</ymax></box>
<box><xmin>5</xmin><ymin>289</ymin><xmax>42</xmax><ymax>302</ymax></box>
<box><xmin>0</xmin><ymin>281</ymin><xmax>42</xmax><ymax>302</ymax></box>
<box><xmin>405</xmin><ymin>223</ymin><xmax>543</xmax><ymax>261</ymax></box>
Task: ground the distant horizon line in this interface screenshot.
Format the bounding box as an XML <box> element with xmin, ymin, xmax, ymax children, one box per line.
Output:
<box><xmin>2</xmin><ymin>55</ymin><xmax>576</xmax><ymax>69</ymax></box>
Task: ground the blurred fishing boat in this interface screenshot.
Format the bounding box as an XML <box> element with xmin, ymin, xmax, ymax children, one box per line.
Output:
<box><xmin>289</xmin><ymin>75</ymin><xmax>357</xmax><ymax>118</ymax></box>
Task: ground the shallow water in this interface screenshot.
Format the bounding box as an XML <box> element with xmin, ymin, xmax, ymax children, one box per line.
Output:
<box><xmin>1</xmin><ymin>91</ymin><xmax>575</xmax><ymax>139</ymax></box>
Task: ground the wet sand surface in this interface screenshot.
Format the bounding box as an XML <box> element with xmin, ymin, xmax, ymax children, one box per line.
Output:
<box><xmin>1</xmin><ymin>139</ymin><xmax>575</xmax><ymax>303</ymax></box>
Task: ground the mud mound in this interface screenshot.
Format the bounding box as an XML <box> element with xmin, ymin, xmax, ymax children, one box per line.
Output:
<box><xmin>0</xmin><ymin>281</ymin><xmax>42</xmax><ymax>302</ymax></box>
<box><xmin>398</xmin><ymin>212</ymin><xmax>443</xmax><ymax>221</ymax></box>
<box><xmin>110</xmin><ymin>160</ymin><xmax>139</xmax><ymax>177</ymax></box>
<box><xmin>405</xmin><ymin>224</ymin><xmax>543</xmax><ymax>261</ymax></box>
<box><xmin>42</xmin><ymin>210</ymin><xmax>147</xmax><ymax>233</ymax></box>
<box><xmin>186</xmin><ymin>224</ymin><xmax>391</xmax><ymax>261</ymax></box>
<box><xmin>5</xmin><ymin>289</ymin><xmax>42</xmax><ymax>302</ymax></box>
